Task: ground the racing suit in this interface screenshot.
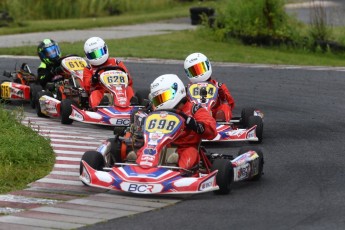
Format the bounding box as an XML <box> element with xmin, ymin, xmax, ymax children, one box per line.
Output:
<box><xmin>136</xmin><ymin>100</ymin><xmax>217</xmax><ymax>170</ymax></box>
<box><xmin>208</xmin><ymin>78</ymin><xmax>235</xmax><ymax>122</ymax></box>
<box><xmin>83</xmin><ymin>58</ymin><xmax>134</xmax><ymax>109</ymax></box>
<box><xmin>37</xmin><ymin>61</ymin><xmax>63</xmax><ymax>88</ymax></box>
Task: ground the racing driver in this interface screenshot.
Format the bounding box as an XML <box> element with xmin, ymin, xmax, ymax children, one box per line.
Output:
<box><xmin>83</xmin><ymin>36</ymin><xmax>134</xmax><ymax>110</ymax></box>
<box><xmin>136</xmin><ymin>74</ymin><xmax>217</xmax><ymax>172</ymax></box>
<box><xmin>184</xmin><ymin>52</ymin><xmax>235</xmax><ymax>122</ymax></box>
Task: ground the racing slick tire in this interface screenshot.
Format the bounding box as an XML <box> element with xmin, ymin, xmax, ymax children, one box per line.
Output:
<box><xmin>211</xmin><ymin>159</ymin><xmax>233</xmax><ymax>195</ymax></box>
<box><xmin>135</xmin><ymin>89</ymin><xmax>150</xmax><ymax>106</ymax></box>
<box><xmin>80</xmin><ymin>151</ymin><xmax>105</xmax><ymax>185</ymax></box>
<box><xmin>60</xmin><ymin>99</ymin><xmax>74</xmax><ymax>125</ymax></box>
<box><xmin>35</xmin><ymin>91</ymin><xmax>52</xmax><ymax>117</ymax></box>
<box><xmin>248</xmin><ymin>115</ymin><xmax>263</xmax><ymax>143</ymax></box>
<box><xmin>237</xmin><ymin>146</ymin><xmax>264</xmax><ymax>181</ymax></box>
<box><xmin>29</xmin><ymin>83</ymin><xmax>43</xmax><ymax>109</ymax></box>
<box><xmin>240</xmin><ymin>107</ymin><xmax>256</xmax><ymax>128</ymax></box>
<box><xmin>105</xmin><ymin>138</ymin><xmax>122</xmax><ymax>165</ymax></box>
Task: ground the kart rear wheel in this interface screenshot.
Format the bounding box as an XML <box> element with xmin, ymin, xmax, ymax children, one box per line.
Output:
<box><xmin>238</xmin><ymin>146</ymin><xmax>264</xmax><ymax>181</ymax></box>
<box><xmin>104</xmin><ymin>138</ymin><xmax>122</xmax><ymax>166</ymax></box>
<box><xmin>80</xmin><ymin>150</ymin><xmax>105</xmax><ymax>175</ymax></box>
<box><xmin>60</xmin><ymin>99</ymin><xmax>74</xmax><ymax>125</ymax></box>
<box><xmin>29</xmin><ymin>83</ymin><xmax>43</xmax><ymax>109</ymax></box>
<box><xmin>248</xmin><ymin>115</ymin><xmax>263</xmax><ymax>143</ymax></box>
<box><xmin>211</xmin><ymin>159</ymin><xmax>233</xmax><ymax>195</ymax></box>
<box><xmin>135</xmin><ymin>89</ymin><xmax>150</xmax><ymax>106</ymax></box>
<box><xmin>241</xmin><ymin>107</ymin><xmax>255</xmax><ymax>128</ymax></box>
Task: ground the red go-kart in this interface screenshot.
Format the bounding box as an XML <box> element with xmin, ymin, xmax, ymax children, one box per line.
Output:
<box><xmin>0</xmin><ymin>63</ymin><xmax>42</xmax><ymax>108</ymax></box>
<box><xmin>36</xmin><ymin>55</ymin><xmax>89</xmax><ymax>124</ymax></box>
<box><xmin>187</xmin><ymin>82</ymin><xmax>264</xmax><ymax>143</ymax></box>
<box><xmin>80</xmin><ymin>109</ymin><xmax>264</xmax><ymax>195</ymax></box>
<box><xmin>69</xmin><ymin>66</ymin><xmax>146</xmax><ymax>127</ymax></box>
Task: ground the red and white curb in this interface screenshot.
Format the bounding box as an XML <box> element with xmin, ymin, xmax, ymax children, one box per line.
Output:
<box><xmin>0</xmin><ymin>114</ymin><xmax>181</xmax><ymax>230</ymax></box>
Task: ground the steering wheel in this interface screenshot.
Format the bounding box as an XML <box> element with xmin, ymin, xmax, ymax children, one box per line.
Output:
<box><xmin>93</xmin><ymin>66</ymin><xmax>127</xmax><ymax>79</ymax></box>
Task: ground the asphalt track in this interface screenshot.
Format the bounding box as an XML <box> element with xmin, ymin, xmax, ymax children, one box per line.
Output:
<box><xmin>1</xmin><ymin>1</ymin><xmax>345</xmax><ymax>229</ymax></box>
<box><xmin>1</xmin><ymin>57</ymin><xmax>345</xmax><ymax>230</ymax></box>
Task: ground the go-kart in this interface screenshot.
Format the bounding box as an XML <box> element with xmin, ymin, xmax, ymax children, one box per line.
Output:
<box><xmin>35</xmin><ymin>55</ymin><xmax>89</xmax><ymax>124</ymax></box>
<box><xmin>187</xmin><ymin>82</ymin><xmax>264</xmax><ymax>143</ymax></box>
<box><xmin>69</xmin><ymin>66</ymin><xmax>146</xmax><ymax>128</ymax></box>
<box><xmin>79</xmin><ymin>109</ymin><xmax>264</xmax><ymax>195</ymax></box>
<box><xmin>0</xmin><ymin>63</ymin><xmax>42</xmax><ymax>108</ymax></box>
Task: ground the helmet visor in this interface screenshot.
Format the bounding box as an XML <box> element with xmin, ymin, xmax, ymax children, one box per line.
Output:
<box><xmin>86</xmin><ymin>46</ymin><xmax>107</xmax><ymax>60</ymax></box>
<box><xmin>186</xmin><ymin>61</ymin><xmax>210</xmax><ymax>78</ymax></box>
<box><xmin>44</xmin><ymin>45</ymin><xmax>59</xmax><ymax>59</ymax></box>
<box><xmin>150</xmin><ymin>87</ymin><xmax>176</xmax><ymax>107</ymax></box>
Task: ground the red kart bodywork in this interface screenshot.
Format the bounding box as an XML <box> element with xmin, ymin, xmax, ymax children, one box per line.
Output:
<box><xmin>69</xmin><ymin>67</ymin><xmax>143</xmax><ymax>126</ymax></box>
<box><xmin>187</xmin><ymin>82</ymin><xmax>264</xmax><ymax>142</ymax></box>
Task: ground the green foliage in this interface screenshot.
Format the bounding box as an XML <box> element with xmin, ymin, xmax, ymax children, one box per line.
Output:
<box><xmin>0</xmin><ymin>0</ymin><xmax>180</xmax><ymax>20</ymax></box>
<box><xmin>0</xmin><ymin>104</ymin><xmax>55</xmax><ymax>194</ymax></box>
<box><xmin>214</xmin><ymin>0</ymin><xmax>301</xmax><ymax>45</ymax></box>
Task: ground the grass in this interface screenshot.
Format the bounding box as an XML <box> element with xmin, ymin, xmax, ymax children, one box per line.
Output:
<box><xmin>0</xmin><ymin>105</ymin><xmax>55</xmax><ymax>194</ymax></box>
<box><xmin>1</xmin><ymin>29</ymin><xmax>345</xmax><ymax>67</ymax></box>
<box><xmin>0</xmin><ymin>4</ymin><xmax>195</xmax><ymax>35</ymax></box>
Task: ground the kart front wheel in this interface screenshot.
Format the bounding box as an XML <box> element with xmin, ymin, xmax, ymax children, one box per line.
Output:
<box><xmin>60</xmin><ymin>99</ymin><xmax>74</xmax><ymax>125</ymax></box>
<box><xmin>211</xmin><ymin>159</ymin><xmax>233</xmax><ymax>195</ymax></box>
<box><xmin>238</xmin><ymin>146</ymin><xmax>264</xmax><ymax>181</ymax></box>
<box><xmin>80</xmin><ymin>151</ymin><xmax>105</xmax><ymax>175</ymax></box>
<box><xmin>29</xmin><ymin>83</ymin><xmax>43</xmax><ymax>109</ymax></box>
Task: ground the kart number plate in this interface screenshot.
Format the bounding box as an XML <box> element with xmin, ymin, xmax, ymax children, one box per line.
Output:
<box><xmin>101</xmin><ymin>71</ymin><xmax>128</xmax><ymax>86</ymax></box>
<box><xmin>62</xmin><ymin>57</ymin><xmax>87</xmax><ymax>71</ymax></box>
<box><xmin>1</xmin><ymin>82</ymin><xmax>11</xmax><ymax>99</ymax></box>
<box><xmin>188</xmin><ymin>83</ymin><xmax>217</xmax><ymax>99</ymax></box>
<box><xmin>145</xmin><ymin>113</ymin><xmax>181</xmax><ymax>134</ymax></box>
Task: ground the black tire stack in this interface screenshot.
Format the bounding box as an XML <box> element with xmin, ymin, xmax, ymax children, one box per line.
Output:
<box><xmin>189</xmin><ymin>7</ymin><xmax>215</xmax><ymax>25</ymax></box>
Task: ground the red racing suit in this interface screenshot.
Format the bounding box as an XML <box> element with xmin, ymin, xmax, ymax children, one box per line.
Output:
<box><xmin>83</xmin><ymin>58</ymin><xmax>134</xmax><ymax>109</ymax></box>
<box><xmin>209</xmin><ymin>78</ymin><xmax>235</xmax><ymax>122</ymax></box>
<box><xmin>170</xmin><ymin>100</ymin><xmax>217</xmax><ymax>170</ymax></box>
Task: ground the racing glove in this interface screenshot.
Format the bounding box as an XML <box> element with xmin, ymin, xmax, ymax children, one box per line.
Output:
<box><xmin>185</xmin><ymin>116</ymin><xmax>205</xmax><ymax>134</ymax></box>
<box><xmin>91</xmin><ymin>74</ymin><xmax>98</xmax><ymax>84</ymax></box>
<box><xmin>50</xmin><ymin>66</ymin><xmax>63</xmax><ymax>76</ymax></box>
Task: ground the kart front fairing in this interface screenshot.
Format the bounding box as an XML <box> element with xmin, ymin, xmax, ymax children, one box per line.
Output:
<box><xmin>69</xmin><ymin>104</ymin><xmax>142</xmax><ymax>126</ymax></box>
<box><xmin>80</xmin><ymin>111</ymin><xmax>220</xmax><ymax>194</ymax></box>
<box><xmin>80</xmin><ymin>161</ymin><xmax>218</xmax><ymax>194</ymax></box>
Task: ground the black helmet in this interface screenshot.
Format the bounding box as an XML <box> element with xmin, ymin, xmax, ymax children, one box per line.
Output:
<box><xmin>37</xmin><ymin>38</ymin><xmax>61</xmax><ymax>65</ymax></box>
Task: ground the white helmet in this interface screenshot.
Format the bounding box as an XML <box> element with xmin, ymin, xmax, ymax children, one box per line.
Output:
<box><xmin>149</xmin><ymin>74</ymin><xmax>186</xmax><ymax>110</ymax></box>
<box><xmin>184</xmin><ymin>52</ymin><xmax>212</xmax><ymax>83</ymax></box>
<box><xmin>84</xmin><ymin>37</ymin><xmax>109</xmax><ymax>66</ymax></box>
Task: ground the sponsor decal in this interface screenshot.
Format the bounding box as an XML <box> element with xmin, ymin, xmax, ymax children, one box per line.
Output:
<box><xmin>144</xmin><ymin>148</ymin><xmax>156</xmax><ymax>156</ymax></box>
<box><xmin>113</xmin><ymin>118</ymin><xmax>130</xmax><ymax>126</ymax></box>
<box><xmin>121</xmin><ymin>182</ymin><xmax>163</xmax><ymax>193</ymax></box>
<box><xmin>151</xmin><ymin>82</ymin><xmax>159</xmax><ymax>89</ymax></box>
<box><xmin>72</xmin><ymin>110</ymin><xmax>84</xmax><ymax>121</ymax></box>
<box><xmin>234</xmin><ymin>163</ymin><xmax>251</xmax><ymax>181</ymax></box>
<box><xmin>199</xmin><ymin>177</ymin><xmax>215</xmax><ymax>191</ymax></box>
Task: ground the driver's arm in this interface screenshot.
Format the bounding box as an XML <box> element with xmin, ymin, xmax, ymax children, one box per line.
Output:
<box><xmin>194</xmin><ymin>106</ymin><xmax>217</xmax><ymax>140</ymax></box>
